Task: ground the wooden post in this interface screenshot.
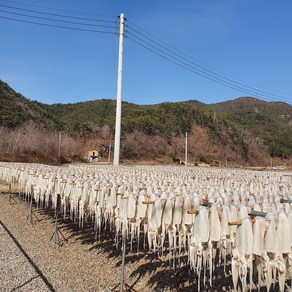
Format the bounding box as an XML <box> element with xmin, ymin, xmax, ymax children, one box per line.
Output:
<box><xmin>142</xmin><ymin>201</ymin><xmax>155</xmax><ymax>205</ymax></box>
<box><xmin>228</xmin><ymin>221</ymin><xmax>242</xmax><ymax>226</ymax></box>
<box><xmin>187</xmin><ymin>210</ymin><xmax>199</xmax><ymax>215</ymax></box>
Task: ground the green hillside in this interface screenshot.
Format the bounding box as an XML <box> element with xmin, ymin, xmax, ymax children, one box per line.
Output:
<box><xmin>0</xmin><ymin>81</ymin><xmax>61</xmax><ymax>130</ymax></box>
<box><xmin>45</xmin><ymin>101</ymin><xmax>240</xmax><ymax>149</ymax></box>
<box><xmin>209</xmin><ymin>97</ymin><xmax>292</xmax><ymax>123</ymax></box>
<box><xmin>0</xmin><ymin>80</ymin><xmax>291</xmax><ymax>162</ymax></box>
<box><xmin>209</xmin><ymin>97</ymin><xmax>292</xmax><ymax>158</ymax></box>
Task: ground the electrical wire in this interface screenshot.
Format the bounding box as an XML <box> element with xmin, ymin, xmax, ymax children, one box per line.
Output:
<box><xmin>1</xmin><ymin>2</ymin><xmax>291</xmax><ymax>103</ymax></box>
<box><xmin>127</xmin><ymin>31</ymin><xmax>291</xmax><ymax>103</ymax></box>
<box><xmin>0</xmin><ymin>15</ymin><xmax>116</xmax><ymax>34</ymax></box>
<box><xmin>128</xmin><ymin>20</ymin><xmax>292</xmax><ymax>102</ymax></box>
<box><xmin>0</xmin><ymin>2</ymin><xmax>118</xmax><ymax>34</ymax></box>
<box><xmin>0</xmin><ymin>9</ymin><xmax>116</xmax><ymax>29</ymax></box>
<box><xmin>0</xmin><ymin>4</ymin><xmax>116</xmax><ymax>23</ymax></box>
<box><xmin>127</xmin><ymin>25</ymin><xmax>290</xmax><ymax>102</ymax></box>
<box><xmin>127</xmin><ymin>36</ymin><xmax>272</xmax><ymax>99</ymax></box>
<box><xmin>126</xmin><ymin>21</ymin><xmax>292</xmax><ymax>103</ymax></box>
<box><xmin>128</xmin><ymin>20</ymin><xmax>263</xmax><ymax>90</ymax></box>
<box><xmin>2</xmin><ymin>0</ymin><xmax>115</xmax><ymax>18</ymax></box>
<box><xmin>126</xmin><ymin>33</ymin><xmax>290</xmax><ymax>103</ymax></box>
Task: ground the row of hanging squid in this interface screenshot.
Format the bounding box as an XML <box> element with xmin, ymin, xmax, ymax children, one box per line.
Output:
<box><xmin>1</xmin><ymin>162</ymin><xmax>292</xmax><ymax>291</ymax></box>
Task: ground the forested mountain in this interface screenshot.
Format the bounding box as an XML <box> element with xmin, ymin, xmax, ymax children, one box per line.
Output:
<box><xmin>0</xmin><ymin>80</ymin><xmax>291</xmax><ymax>165</ymax></box>
<box><xmin>210</xmin><ymin>97</ymin><xmax>292</xmax><ymax>125</ymax></box>
<box><xmin>0</xmin><ymin>81</ymin><xmax>61</xmax><ymax>130</ymax></box>
<box><xmin>209</xmin><ymin>97</ymin><xmax>292</xmax><ymax>158</ymax></box>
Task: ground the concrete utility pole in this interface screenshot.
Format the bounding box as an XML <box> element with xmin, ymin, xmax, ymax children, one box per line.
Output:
<box><xmin>113</xmin><ymin>13</ymin><xmax>125</xmax><ymax>166</ymax></box>
<box><xmin>185</xmin><ymin>132</ymin><xmax>188</xmax><ymax>166</ymax></box>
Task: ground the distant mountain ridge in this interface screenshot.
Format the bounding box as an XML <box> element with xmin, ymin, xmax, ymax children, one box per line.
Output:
<box><xmin>1</xmin><ymin>80</ymin><xmax>291</xmax><ymax>163</ymax></box>
<box><xmin>210</xmin><ymin>96</ymin><xmax>292</xmax><ymax>125</ymax></box>
<box><xmin>0</xmin><ymin>80</ymin><xmax>61</xmax><ymax>129</ymax></box>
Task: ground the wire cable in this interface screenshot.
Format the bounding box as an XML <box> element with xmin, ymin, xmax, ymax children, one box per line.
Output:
<box><xmin>0</xmin><ymin>9</ymin><xmax>116</xmax><ymax>29</ymax></box>
<box><xmin>127</xmin><ymin>25</ymin><xmax>290</xmax><ymax>102</ymax></box>
<box><xmin>0</xmin><ymin>15</ymin><xmax>117</xmax><ymax>34</ymax></box>
<box><xmin>0</xmin><ymin>4</ymin><xmax>116</xmax><ymax>23</ymax></box>
<box><xmin>127</xmin><ymin>25</ymin><xmax>291</xmax><ymax>103</ymax></box>
<box><xmin>127</xmin><ymin>21</ymin><xmax>292</xmax><ymax>103</ymax></box>
<box><xmin>126</xmin><ymin>32</ymin><xmax>291</xmax><ymax>103</ymax></box>
<box><xmin>128</xmin><ymin>20</ymin><xmax>292</xmax><ymax>101</ymax></box>
<box><xmin>1</xmin><ymin>3</ymin><xmax>291</xmax><ymax>103</ymax></box>
<box><xmin>2</xmin><ymin>0</ymin><xmax>115</xmax><ymax>18</ymax></box>
<box><xmin>127</xmin><ymin>36</ymin><xmax>264</xmax><ymax>98</ymax></box>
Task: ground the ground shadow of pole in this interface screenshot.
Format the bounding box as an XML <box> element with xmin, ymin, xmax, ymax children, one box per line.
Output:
<box><xmin>0</xmin><ymin>220</ymin><xmax>56</xmax><ymax>292</ymax></box>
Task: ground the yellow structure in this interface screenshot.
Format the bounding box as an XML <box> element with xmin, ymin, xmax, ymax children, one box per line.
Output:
<box><xmin>88</xmin><ymin>150</ymin><xmax>99</xmax><ymax>162</ymax></box>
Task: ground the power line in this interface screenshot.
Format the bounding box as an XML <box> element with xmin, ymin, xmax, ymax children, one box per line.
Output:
<box><xmin>0</xmin><ymin>4</ymin><xmax>116</xmax><ymax>23</ymax></box>
<box><xmin>127</xmin><ymin>21</ymin><xmax>292</xmax><ymax>103</ymax></box>
<box><xmin>127</xmin><ymin>25</ymin><xmax>290</xmax><ymax>102</ymax></box>
<box><xmin>126</xmin><ymin>32</ymin><xmax>290</xmax><ymax>103</ymax></box>
<box><xmin>128</xmin><ymin>20</ymin><xmax>292</xmax><ymax>102</ymax></box>
<box><xmin>126</xmin><ymin>27</ymin><xmax>291</xmax><ymax>103</ymax></box>
<box><xmin>2</xmin><ymin>0</ymin><xmax>115</xmax><ymax>18</ymax></box>
<box><xmin>128</xmin><ymin>20</ymin><xmax>261</xmax><ymax>89</ymax></box>
<box><xmin>0</xmin><ymin>9</ymin><xmax>116</xmax><ymax>29</ymax></box>
<box><xmin>0</xmin><ymin>2</ymin><xmax>118</xmax><ymax>34</ymax></box>
<box><xmin>0</xmin><ymin>15</ymin><xmax>117</xmax><ymax>34</ymax></box>
<box><xmin>1</xmin><ymin>3</ymin><xmax>291</xmax><ymax>103</ymax></box>
<box><xmin>126</xmin><ymin>36</ymin><xmax>272</xmax><ymax>99</ymax></box>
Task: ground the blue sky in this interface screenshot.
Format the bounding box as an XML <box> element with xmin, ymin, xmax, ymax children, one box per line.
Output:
<box><xmin>1</xmin><ymin>0</ymin><xmax>292</xmax><ymax>105</ymax></box>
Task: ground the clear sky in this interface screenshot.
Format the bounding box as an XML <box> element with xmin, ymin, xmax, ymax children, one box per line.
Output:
<box><xmin>1</xmin><ymin>0</ymin><xmax>292</xmax><ymax>105</ymax></box>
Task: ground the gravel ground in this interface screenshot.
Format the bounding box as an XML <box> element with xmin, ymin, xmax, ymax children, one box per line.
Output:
<box><xmin>0</xmin><ymin>182</ymin><xmax>198</xmax><ymax>292</ymax></box>
<box><xmin>0</xmin><ymin>182</ymin><xmax>257</xmax><ymax>292</ymax></box>
<box><xmin>0</xmin><ymin>183</ymin><xmax>128</xmax><ymax>292</ymax></box>
<box><xmin>0</xmin><ymin>221</ymin><xmax>51</xmax><ymax>291</ymax></box>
